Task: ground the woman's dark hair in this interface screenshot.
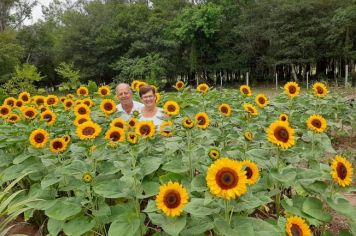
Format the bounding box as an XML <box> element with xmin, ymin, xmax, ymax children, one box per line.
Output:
<box><xmin>139</xmin><ymin>85</ymin><xmax>156</xmax><ymax>97</ymax></box>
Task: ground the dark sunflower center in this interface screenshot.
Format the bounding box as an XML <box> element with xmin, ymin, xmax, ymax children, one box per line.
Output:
<box><xmin>201</xmin><ymin>86</ymin><xmax>207</xmax><ymax>91</ymax></box>
<box><xmin>198</xmin><ymin>117</ymin><xmax>206</xmax><ymax>125</ymax></box>
<box><xmin>221</xmin><ymin>106</ymin><xmax>228</xmax><ymax>114</ymax></box>
<box><xmin>274</xmin><ymin>127</ymin><xmax>289</xmax><ymax>142</ymax></box>
<box><xmin>1</xmin><ymin>108</ymin><xmax>9</xmax><ymax>115</ymax></box>
<box><xmin>44</xmin><ymin>114</ymin><xmax>52</xmax><ymax>122</ymax></box>
<box><xmin>290</xmin><ymin>224</ymin><xmax>302</xmax><ymax>236</ymax></box>
<box><xmin>247</xmin><ymin>107</ymin><xmax>254</xmax><ymax>114</ymax></box>
<box><xmin>258</xmin><ymin>97</ymin><xmax>265</xmax><ymax>104</ymax></box>
<box><xmin>185</xmin><ymin>119</ymin><xmax>192</xmax><ymax>125</ymax></box>
<box><xmin>216</xmin><ymin>167</ymin><xmax>238</xmax><ymax>189</ymax></box>
<box><xmin>22</xmin><ymin>95</ymin><xmax>29</xmax><ymax>101</ymax></box>
<box><xmin>163</xmin><ymin>190</ymin><xmax>181</xmax><ymax>209</ymax></box>
<box><xmin>212</xmin><ymin>152</ymin><xmax>217</xmax><ymax>157</ymax></box>
<box><xmin>140</xmin><ymin>125</ymin><xmax>150</xmax><ymax>135</ymax></box>
<box><xmin>242</xmin><ymin>88</ymin><xmax>249</xmax><ymax>94</ymax></box>
<box><xmin>7</xmin><ymin>100</ymin><xmax>14</xmax><ymax>106</ymax></box>
<box><xmin>66</xmin><ymin>102</ymin><xmax>73</xmax><ymax>107</ymax></box>
<box><xmin>83</xmin><ymin>127</ymin><xmax>95</xmax><ymax>135</ymax></box>
<box><xmin>53</xmin><ymin>141</ymin><xmax>63</xmax><ymax>150</ymax></box>
<box><xmin>110</xmin><ymin>132</ymin><xmax>121</xmax><ymax>141</ymax></box>
<box><xmin>316</xmin><ymin>86</ymin><xmax>323</xmax><ymax>94</ymax></box>
<box><xmin>80</xmin><ymin>89</ymin><xmax>86</xmax><ymax>95</ymax></box>
<box><xmin>336</xmin><ymin>163</ymin><xmax>347</xmax><ymax>180</ymax></box>
<box><xmin>245</xmin><ymin>167</ymin><xmax>253</xmax><ymax>179</ymax></box>
<box><xmin>26</xmin><ymin>111</ymin><xmax>35</xmax><ymax>117</ymax></box>
<box><xmin>101</xmin><ymin>89</ymin><xmax>108</xmax><ymax>95</ymax></box>
<box><xmin>78</xmin><ymin>118</ymin><xmax>87</xmax><ymax>124</ymax></box>
<box><xmin>16</xmin><ymin>101</ymin><xmax>22</xmax><ymax>107</ymax></box>
<box><xmin>129</xmin><ymin>120</ymin><xmax>135</xmax><ymax>126</ymax></box>
<box><xmin>311</xmin><ymin>119</ymin><xmax>321</xmax><ymax>128</ymax></box>
<box><xmin>130</xmin><ymin>134</ymin><xmax>135</xmax><ymax>139</ymax></box>
<box><xmin>35</xmin><ymin>133</ymin><xmax>45</xmax><ymax>143</ymax></box>
<box><xmin>84</xmin><ymin>101</ymin><xmax>90</xmax><ymax>107</ymax></box>
<box><xmin>78</xmin><ymin>108</ymin><xmax>87</xmax><ymax>115</ymax></box>
<box><xmin>288</xmin><ymin>86</ymin><xmax>296</xmax><ymax>94</ymax></box>
<box><xmin>167</xmin><ymin>105</ymin><xmax>176</xmax><ymax>112</ymax></box>
<box><xmin>114</xmin><ymin>122</ymin><xmax>124</xmax><ymax>129</ymax></box>
<box><xmin>36</xmin><ymin>99</ymin><xmax>44</xmax><ymax>105</ymax></box>
<box><xmin>47</xmin><ymin>98</ymin><xmax>55</xmax><ymax>105</ymax></box>
<box><xmin>177</xmin><ymin>83</ymin><xmax>183</xmax><ymax>88</ymax></box>
<box><xmin>104</xmin><ymin>103</ymin><xmax>113</xmax><ymax>110</ymax></box>
<box><xmin>64</xmin><ymin>136</ymin><xmax>69</xmax><ymax>142</ymax></box>
<box><xmin>281</xmin><ymin>116</ymin><xmax>287</xmax><ymax>121</ymax></box>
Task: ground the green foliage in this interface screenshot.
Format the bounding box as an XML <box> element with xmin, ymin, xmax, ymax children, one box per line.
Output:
<box><xmin>2</xmin><ymin>63</ymin><xmax>42</xmax><ymax>96</ymax></box>
<box><xmin>55</xmin><ymin>62</ymin><xmax>81</xmax><ymax>90</ymax></box>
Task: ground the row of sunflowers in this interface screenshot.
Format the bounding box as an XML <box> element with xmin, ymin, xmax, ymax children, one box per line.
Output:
<box><xmin>0</xmin><ymin>80</ymin><xmax>355</xmax><ymax>236</ymax></box>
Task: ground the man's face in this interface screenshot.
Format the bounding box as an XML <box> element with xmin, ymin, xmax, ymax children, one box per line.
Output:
<box><xmin>117</xmin><ymin>86</ymin><xmax>132</xmax><ymax>105</ymax></box>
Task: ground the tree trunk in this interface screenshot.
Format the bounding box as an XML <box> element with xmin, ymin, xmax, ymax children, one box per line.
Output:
<box><xmin>290</xmin><ymin>64</ymin><xmax>298</xmax><ymax>81</ymax></box>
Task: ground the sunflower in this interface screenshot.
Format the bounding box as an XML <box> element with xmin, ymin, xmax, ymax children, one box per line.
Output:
<box><xmin>127</xmin><ymin>131</ymin><xmax>138</xmax><ymax>144</ymax></box>
<box><xmin>75</xmin><ymin>100</ymin><xmax>83</xmax><ymax>106</ymax></box>
<box><xmin>284</xmin><ymin>82</ymin><xmax>301</xmax><ymax>98</ymax></box>
<box><xmin>62</xmin><ymin>134</ymin><xmax>71</xmax><ymax>143</ymax></box>
<box><xmin>73</xmin><ymin>115</ymin><xmax>91</xmax><ymax>126</ymax></box>
<box><xmin>105</xmin><ymin>127</ymin><xmax>125</xmax><ymax>145</ymax></box>
<box><xmin>40</xmin><ymin>110</ymin><xmax>57</xmax><ymax>126</ymax></box>
<box><xmin>7</xmin><ymin>114</ymin><xmax>20</xmax><ymax>123</ymax></box>
<box><xmin>63</xmin><ymin>99</ymin><xmax>74</xmax><ymax>110</ymax></box>
<box><xmin>163</xmin><ymin>101</ymin><xmax>180</xmax><ymax>116</ymax></box>
<box><xmin>46</xmin><ymin>95</ymin><xmax>59</xmax><ymax>106</ymax></box>
<box><xmin>19</xmin><ymin>92</ymin><xmax>31</xmax><ymax>103</ymax></box>
<box><xmin>14</xmin><ymin>100</ymin><xmax>23</xmax><ymax>108</ymax></box>
<box><xmin>279</xmin><ymin>114</ymin><xmax>289</xmax><ymax>123</ymax></box>
<box><xmin>208</xmin><ymin>148</ymin><xmax>220</xmax><ymax>160</ymax></box>
<box><xmin>331</xmin><ymin>155</ymin><xmax>353</xmax><ymax>187</ymax></box>
<box><xmin>29</xmin><ymin>129</ymin><xmax>49</xmax><ymax>148</ymax></box>
<box><xmin>82</xmin><ymin>172</ymin><xmax>93</xmax><ymax>183</ymax></box>
<box><xmin>241</xmin><ymin>160</ymin><xmax>259</xmax><ymax>185</ymax></box>
<box><xmin>137</xmin><ymin>81</ymin><xmax>148</xmax><ymax>90</ymax></box>
<box><xmin>218</xmin><ymin>103</ymin><xmax>231</xmax><ymax>117</ymax></box>
<box><xmin>197</xmin><ymin>83</ymin><xmax>209</xmax><ymax>93</ymax></box>
<box><xmin>77</xmin><ymin>86</ymin><xmax>89</xmax><ymax>96</ymax></box>
<box><xmin>128</xmin><ymin>117</ymin><xmax>138</xmax><ymax>128</ymax></box>
<box><xmin>0</xmin><ymin>105</ymin><xmax>11</xmax><ymax>118</ymax></box>
<box><xmin>155</xmin><ymin>93</ymin><xmax>161</xmax><ymax>103</ymax></box>
<box><xmin>151</xmin><ymin>85</ymin><xmax>159</xmax><ymax>93</ymax></box>
<box><xmin>182</xmin><ymin>117</ymin><xmax>194</xmax><ymax>129</ymax></box>
<box><xmin>255</xmin><ymin>94</ymin><xmax>269</xmax><ymax>108</ymax></box>
<box><xmin>285</xmin><ymin>216</ymin><xmax>312</xmax><ymax>236</ymax></box>
<box><xmin>306</xmin><ymin>114</ymin><xmax>327</xmax><ymax>133</ymax></box>
<box><xmin>4</xmin><ymin>97</ymin><xmax>16</xmax><ymax>107</ymax></box>
<box><xmin>74</xmin><ymin>104</ymin><xmax>91</xmax><ymax>116</ymax></box>
<box><xmin>267</xmin><ymin>121</ymin><xmax>295</xmax><ymax>149</ymax></box>
<box><xmin>76</xmin><ymin>121</ymin><xmax>102</xmax><ymax>140</ymax></box>
<box><xmin>160</xmin><ymin>121</ymin><xmax>174</xmax><ymax>137</ymax></box>
<box><xmin>97</xmin><ymin>85</ymin><xmax>111</xmax><ymax>96</ymax></box>
<box><xmin>206</xmin><ymin>158</ymin><xmax>247</xmax><ymax>200</ymax></box>
<box><xmin>195</xmin><ymin>112</ymin><xmax>210</xmax><ymax>129</ymax></box>
<box><xmin>33</xmin><ymin>95</ymin><xmax>46</xmax><ymax>106</ymax></box>
<box><xmin>244</xmin><ymin>131</ymin><xmax>253</xmax><ymax>141</ymax></box>
<box><xmin>156</xmin><ymin>181</ymin><xmax>189</xmax><ymax>217</ymax></box>
<box><xmin>50</xmin><ymin>138</ymin><xmax>68</xmax><ymax>153</ymax></box>
<box><xmin>100</xmin><ymin>99</ymin><xmax>117</xmax><ymax>115</ymax></box>
<box><xmin>175</xmin><ymin>81</ymin><xmax>185</xmax><ymax>91</ymax></box>
<box><xmin>67</xmin><ymin>93</ymin><xmax>75</xmax><ymax>99</ymax></box>
<box><xmin>240</xmin><ymin>85</ymin><xmax>252</xmax><ymax>96</ymax></box>
<box><xmin>60</xmin><ymin>96</ymin><xmax>66</xmax><ymax>103</ymax></box>
<box><xmin>136</xmin><ymin>121</ymin><xmax>155</xmax><ymax>138</ymax></box>
<box><xmin>131</xmin><ymin>80</ymin><xmax>141</xmax><ymax>90</ymax></box>
<box><xmin>243</xmin><ymin>103</ymin><xmax>258</xmax><ymax>116</ymax></box>
<box><xmin>22</xmin><ymin>107</ymin><xmax>37</xmax><ymax>120</ymax></box>
<box><xmin>39</xmin><ymin>105</ymin><xmax>49</xmax><ymax>113</ymax></box>
<box><xmin>82</xmin><ymin>98</ymin><xmax>94</xmax><ymax>108</ymax></box>
<box><xmin>110</xmin><ymin>118</ymin><xmax>127</xmax><ymax>130</ymax></box>
<box><xmin>312</xmin><ymin>82</ymin><xmax>328</xmax><ymax>98</ymax></box>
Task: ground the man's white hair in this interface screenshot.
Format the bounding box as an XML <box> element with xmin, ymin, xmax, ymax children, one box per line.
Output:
<box><xmin>115</xmin><ymin>83</ymin><xmax>132</xmax><ymax>95</ymax></box>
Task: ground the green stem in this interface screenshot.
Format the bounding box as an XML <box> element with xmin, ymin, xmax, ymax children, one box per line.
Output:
<box><xmin>275</xmin><ymin>147</ymin><xmax>281</xmax><ymax>218</ymax></box>
<box><xmin>224</xmin><ymin>199</ymin><xmax>229</xmax><ymax>224</ymax></box>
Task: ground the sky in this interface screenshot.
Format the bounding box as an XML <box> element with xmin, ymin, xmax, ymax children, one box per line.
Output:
<box><xmin>24</xmin><ymin>0</ymin><xmax>53</xmax><ymax>25</ymax></box>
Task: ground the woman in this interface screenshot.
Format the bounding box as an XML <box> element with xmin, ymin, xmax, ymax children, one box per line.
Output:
<box><xmin>138</xmin><ymin>85</ymin><xmax>165</xmax><ymax>127</ymax></box>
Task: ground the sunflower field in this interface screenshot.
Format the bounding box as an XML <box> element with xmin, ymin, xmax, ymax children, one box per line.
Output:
<box><xmin>0</xmin><ymin>81</ymin><xmax>355</xmax><ymax>236</ymax></box>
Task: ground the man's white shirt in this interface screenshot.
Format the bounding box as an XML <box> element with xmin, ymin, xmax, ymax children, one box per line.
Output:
<box><xmin>116</xmin><ymin>101</ymin><xmax>144</xmax><ymax>120</ymax></box>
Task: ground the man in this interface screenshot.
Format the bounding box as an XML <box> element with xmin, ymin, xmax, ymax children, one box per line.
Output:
<box><xmin>115</xmin><ymin>83</ymin><xmax>144</xmax><ymax>120</ymax></box>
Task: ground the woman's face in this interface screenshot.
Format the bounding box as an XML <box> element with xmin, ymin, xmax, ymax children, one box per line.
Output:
<box><xmin>141</xmin><ymin>90</ymin><xmax>156</xmax><ymax>108</ymax></box>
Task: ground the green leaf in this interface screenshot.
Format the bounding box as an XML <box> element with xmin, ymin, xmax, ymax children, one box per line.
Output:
<box><xmin>93</xmin><ymin>179</ymin><xmax>131</xmax><ymax>198</ymax></box>
<box><xmin>326</xmin><ymin>195</ymin><xmax>356</xmax><ymax>220</ymax></box>
<box><xmin>181</xmin><ymin>216</ymin><xmax>214</xmax><ymax>235</ymax></box>
<box><xmin>159</xmin><ymin>173</ymin><xmax>185</xmax><ymax>184</ymax></box>
<box><xmin>140</xmin><ymin>157</ymin><xmax>163</xmax><ymax>176</ymax></box>
<box><xmin>161</xmin><ymin>215</ymin><xmax>187</xmax><ymax>236</ymax></box>
<box><xmin>184</xmin><ymin>198</ymin><xmax>220</xmax><ymax>216</ymax></box>
<box><xmin>63</xmin><ymin>216</ymin><xmax>95</xmax><ymax>236</ymax></box>
<box><xmin>47</xmin><ymin>218</ymin><xmax>64</xmax><ymax>236</ymax></box>
<box><xmin>162</xmin><ymin>160</ymin><xmax>189</xmax><ymax>173</ymax></box>
<box><xmin>143</xmin><ymin>200</ymin><xmax>157</xmax><ymax>213</ymax></box>
<box><xmin>302</xmin><ymin>197</ymin><xmax>332</xmax><ymax>222</ymax></box>
<box><xmin>191</xmin><ymin>175</ymin><xmax>207</xmax><ymax>192</ymax></box>
<box><xmin>139</xmin><ymin>181</ymin><xmax>160</xmax><ymax>198</ymax></box>
<box><xmin>45</xmin><ymin>198</ymin><xmax>82</xmax><ymax>221</ymax></box>
<box><xmin>108</xmin><ymin>213</ymin><xmax>142</xmax><ymax>236</ymax></box>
